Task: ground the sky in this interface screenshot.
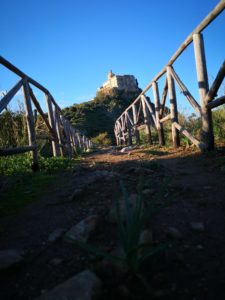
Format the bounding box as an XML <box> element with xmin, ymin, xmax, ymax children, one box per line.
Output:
<box><xmin>0</xmin><ymin>0</ymin><xmax>225</xmax><ymax>114</ymax></box>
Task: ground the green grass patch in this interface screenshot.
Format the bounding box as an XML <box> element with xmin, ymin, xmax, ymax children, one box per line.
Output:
<box><xmin>0</xmin><ymin>173</ymin><xmax>57</xmax><ymax>216</ymax></box>
<box><xmin>0</xmin><ymin>154</ymin><xmax>82</xmax><ymax>216</ymax></box>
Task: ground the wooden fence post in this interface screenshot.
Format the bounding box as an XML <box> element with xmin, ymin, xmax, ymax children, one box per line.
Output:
<box><xmin>125</xmin><ymin>113</ymin><xmax>133</xmax><ymax>146</ymax></box>
<box><xmin>193</xmin><ymin>33</ymin><xmax>214</xmax><ymax>150</ymax></box>
<box><xmin>54</xmin><ymin>109</ymin><xmax>64</xmax><ymax>157</ymax></box>
<box><xmin>141</xmin><ymin>95</ymin><xmax>152</xmax><ymax>144</ymax></box>
<box><xmin>152</xmin><ymin>81</ymin><xmax>165</xmax><ymax>145</ymax></box>
<box><xmin>45</xmin><ymin>93</ymin><xmax>60</xmax><ymax>156</ymax></box>
<box><xmin>167</xmin><ymin>66</ymin><xmax>180</xmax><ymax>148</ymax></box>
<box><xmin>22</xmin><ymin>80</ymin><xmax>39</xmax><ymax>171</ymax></box>
<box><xmin>132</xmin><ymin>104</ymin><xmax>140</xmax><ymax>145</ymax></box>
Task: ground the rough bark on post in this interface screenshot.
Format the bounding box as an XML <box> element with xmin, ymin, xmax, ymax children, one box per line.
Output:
<box><xmin>125</xmin><ymin>112</ymin><xmax>133</xmax><ymax>146</ymax></box>
<box><xmin>22</xmin><ymin>81</ymin><xmax>39</xmax><ymax>171</ymax></box>
<box><xmin>132</xmin><ymin>104</ymin><xmax>140</xmax><ymax>145</ymax></box>
<box><xmin>152</xmin><ymin>82</ymin><xmax>165</xmax><ymax>145</ymax></box>
<box><xmin>141</xmin><ymin>95</ymin><xmax>152</xmax><ymax>144</ymax></box>
<box><xmin>193</xmin><ymin>33</ymin><xmax>214</xmax><ymax>150</ymax></box>
<box><xmin>45</xmin><ymin>94</ymin><xmax>60</xmax><ymax>156</ymax></box>
<box><xmin>55</xmin><ymin>109</ymin><xmax>64</xmax><ymax>157</ymax></box>
<box><xmin>167</xmin><ymin>66</ymin><xmax>180</xmax><ymax>148</ymax></box>
<box><xmin>60</xmin><ymin>116</ymin><xmax>72</xmax><ymax>157</ymax></box>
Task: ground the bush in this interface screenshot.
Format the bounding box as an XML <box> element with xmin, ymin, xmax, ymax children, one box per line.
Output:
<box><xmin>91</xmin><ymin>132</ymin><xmax>111</xmax><ymax>147</ymax></box>
<box><xmin>212</xmin><ymin>107</ymin><xmax>225</xmax><ymax>141</ymax></box>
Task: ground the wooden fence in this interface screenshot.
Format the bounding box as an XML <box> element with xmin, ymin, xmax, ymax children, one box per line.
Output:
<box><xmin>0</xmin><ymin>56</ymin><xmax>92</xmax><ymax>170</ymax></box>
<box><xmin>114</xmin><ymin>1</ymin><xmax>225</xmax><ymax>151</ymax></box>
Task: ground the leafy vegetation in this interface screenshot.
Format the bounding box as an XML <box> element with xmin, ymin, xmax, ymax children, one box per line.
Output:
<box><xmin>139</xmin><ymin>106</ymin><xmax>225</xmax><ymax>148</ymax></box>
<box><xmin>0</xmin><ymin>154</ymin><xmax>81</xmax><ymax>216</ymax></box>
<box><xmin>63</xmin><ymin>88</ymin><xmax>142</xmax><ymax>144</ymax></box>
<box><xmin>0</xmin><ymin>109</ymin><xmax>27</xmax><ymax>147</ymax></box>
<box><xmin>91</xmin><ymin>132</ymin><xmax>111</xmax><ymax>147</ymax></box>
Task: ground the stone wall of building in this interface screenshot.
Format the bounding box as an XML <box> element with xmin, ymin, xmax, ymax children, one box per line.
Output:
<box><xmin>99</xmin><ymin>71</ymin><xmax>139</xmax><ymax>92</ymax></box>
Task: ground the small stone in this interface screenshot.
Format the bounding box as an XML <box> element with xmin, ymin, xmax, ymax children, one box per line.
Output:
<box><xmin>154</xmin><ymin>290</ymin><xmax>166</xmax><ymax>297</ymax></box>
<box><xmin>190</xmin><ymin>222</ymin><xmax>205</xmax><ymax>232</ymax></box>
<box><xmin>0</xmin><ymin>249</ymin><xmax>24</xmax><ymax>270</ymax></box>
<box><xmin>49</xmin><ymin>258</ymin><xmax>63</xmax><ymax>266</ymax></box>
<box><xmin>167</xmin><ymin>227</ymin><xmax>183</xmax><ymax>240</ymax></box>
<box><xmin>196</xmin><ymin>244</ymin><xmax>204</xmax><ymax>250</ymax></box>
<box><xmin>48</xmin><ymin>228</ymin><xmax>65</xmax><ymax>242</ymax></box>
<box><xmin>142</xmin><ymin>189</ymin><xmax>154</xmax><ymax>196</ymax></box>
<box><xmin>176</xmin><ymin>253</ymin><xmax>185</xmax><ymax>264</ymax></box>
<box><xmin>220</xmin><ymin>166</ymin><xmax>225</xmax><ymax>173</ymax></box>
<box><xmin>121</xmin><ymin>146</ymin><xmax>134</xmax><ymax>153</ymax></box>
<box><xmin>65</xmin><ymin>215</ymin><xmax>98</xmax><ymax>242</ymax></box>
<box><xmin>118</xmin><ymin>285</ymin><xmax>130</xmax><ymax>298</ymax></box>
<box><xmin>35</xmin><ymin>270</ymin><xmax>101</xmax><ymax>300</ymax></box>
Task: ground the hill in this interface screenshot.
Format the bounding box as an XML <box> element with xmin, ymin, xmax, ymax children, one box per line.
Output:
<box><xmin>63</xmin><ymin>88</ymin><xmax>142</xmax><ymax>143</ymax></box>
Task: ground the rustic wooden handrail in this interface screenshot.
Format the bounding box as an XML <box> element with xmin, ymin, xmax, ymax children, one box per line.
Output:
<box><xmin>114</xmin><ymin>1</ymin><xmax>225</xmax><ymax>150</ymax></box>
<box><xmin>0</xmin><ymin>56</ymin><xmax>92</xmax><ymax>169</ymax></box>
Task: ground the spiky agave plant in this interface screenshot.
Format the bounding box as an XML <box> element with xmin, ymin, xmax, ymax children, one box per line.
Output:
<box><xmin>115</xmin><ymin>179</ymin><xmax>166</xmax><ymax>277</ymax></box>
<box><xmin>71</xmin><ymin>176</ymin><xmax>168</xmax><ymax>289</ymax></box>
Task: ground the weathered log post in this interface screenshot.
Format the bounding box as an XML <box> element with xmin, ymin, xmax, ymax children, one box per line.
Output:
<box><xmin>141</xmin><ymin>95</ymin><xmax>152</xmax><ymax>144</ymax></box>
<box><xmin>193</xmin><ymin>33</ymin><xmax>214</xmax><ymax>150</ymax></box>
<box><xmin>117</xmin><ymin>123</ymin><xmax>122</xmax><ymax>146</ymax></box>
<box><xmin>76</xmin><ymin>132</ymin><xmax>82</xmax><ymax>150</ymax></box>
<box><xmin>167</xmin><ymin>66</ymin><xmax>180</xmax><ymax>148</ymax></box>
<box><xmin>22</xmin><ymin>80</ymin><xmax>39</xmax><ymax>171</ymax></box>
<box><xmin>114</xmin><ymin>125</ymin><xmax>120</xmax><ymax>146</ymax></box>
<box><xmin>152</xmin><ymin>81</ymin><xmax>165</xmax><ymax>145</ymax></box>
<box><xmin>54</xmin><ymin>109</ymin><xmax>64</xmax><ymax>157</ymax></box>
<box><xmin>45</xmin><ymin>93</ymin><xmax>60</xmax><ymax>156</ymax></box>
<box><xmin>132</xmin><ymin>103</ymin><xmax>140</xmax><ymax>145</ymax></box>
<box><xmin>60</xmin><ymin>116</ymin><xmax>72</xmax><ymax>157</ymax></box>
<box><xmin>125</xmin><ymin>112</ymin><xmax>133</xmax><ymax>146</ymax></box>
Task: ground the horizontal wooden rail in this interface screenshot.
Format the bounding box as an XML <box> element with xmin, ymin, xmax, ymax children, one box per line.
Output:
<box><xmin>0</xmin><ymin>56</ymin><xmax>49</xmax><ymax>94</ymax></box>
<box><xmin>0</xmin><ymin>146</ymin><xmax>36</xmax><ymax>156</ymax></box>
<box><xmin>207</xmin><ymin>96</ymin><xmax>225</xmax><ymax>109</ymax></box>
<box><xmin>0</xmin><ymin>56</ymin><xmax>92</xmax><ymax>166</ymax></box>
<box><xmin>114</xmin><ymin>1</ymin><xmax>225</xmax><ymax>150</ymax></box>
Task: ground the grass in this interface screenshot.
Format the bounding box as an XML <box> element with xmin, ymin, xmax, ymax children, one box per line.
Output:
<box><xmin>0</xmin><ymin>154</ymin><xmax>81</xmax><ymax>216</ymax></box>
<box><xmin>0</xmin><ymin>173</ymin><xmax>56</xmax><ymax>216</ymax></box>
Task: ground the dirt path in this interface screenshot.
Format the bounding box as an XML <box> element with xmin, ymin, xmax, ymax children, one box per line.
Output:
<box><xmin>1</xmin><ymin>146</ymin><xmax>225</xmax><ymax>299</ymax></box>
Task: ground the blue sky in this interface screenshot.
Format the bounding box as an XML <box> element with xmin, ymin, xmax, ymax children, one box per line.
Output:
<box><xmin>0</xmin><ymin>0</ymin><xmax>224</xmax><ymax>114</ymax></box>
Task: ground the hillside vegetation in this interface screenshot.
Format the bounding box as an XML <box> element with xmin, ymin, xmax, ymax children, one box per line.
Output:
<box><xmin>63</xmin><ymin>88</ymin><xmax>142</xmax><ymax>143</ymax></box>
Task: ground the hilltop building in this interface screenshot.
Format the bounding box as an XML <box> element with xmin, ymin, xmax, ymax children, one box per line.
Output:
<box><xmin>99</xmin><ymin>70</ymin><xmax>139</xmax><ymax>92</ymax></box>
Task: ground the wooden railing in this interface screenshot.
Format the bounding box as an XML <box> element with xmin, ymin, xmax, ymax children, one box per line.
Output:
<box><xmin>114</xmin><ymin>0</ymin><xmax>225</xmax><ymax>151</ymax></box>
<box><xmin>0</xmin><ymin>56</ymin><xmax>92</xmax><ymax>170</ymax></box>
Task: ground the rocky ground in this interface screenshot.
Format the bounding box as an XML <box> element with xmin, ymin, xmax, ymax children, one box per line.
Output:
<box><xmin>1</xmin><ymin>145</ymin><xmax>225</xmax><ymax>299</ymax></box>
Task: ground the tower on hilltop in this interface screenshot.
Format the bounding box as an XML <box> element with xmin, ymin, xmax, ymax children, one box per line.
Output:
<box><xmin>99</xmin><ymin>71</ymin><xmax>139</xmax><ymax>93</ymax></box>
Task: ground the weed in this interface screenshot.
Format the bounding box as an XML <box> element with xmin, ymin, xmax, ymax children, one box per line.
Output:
<box><xmin>72</xmin><ymin>177</ymin><xmax>168</xmax><ymax>292</ymax></box>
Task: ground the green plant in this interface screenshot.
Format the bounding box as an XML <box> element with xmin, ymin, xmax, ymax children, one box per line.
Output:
<box><xmin>91</xmin><ymin>132</ymin><xmax>111</xmax><ymax>147</ymax></box>
<box><xmin>72</xmin><ymin>178</ymin><xmax>167</xmax><ymax>291</ymax></box>
<box><xmin>115</xmin><ymin>180</ymin><xmax>166</xmax><ymax>275</ymax></box>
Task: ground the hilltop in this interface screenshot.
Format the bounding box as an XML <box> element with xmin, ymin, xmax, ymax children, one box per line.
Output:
<box><xmin>63</xmin><ymin>72</ymin><xmax>142</xmax><ymax>143</ymax></box>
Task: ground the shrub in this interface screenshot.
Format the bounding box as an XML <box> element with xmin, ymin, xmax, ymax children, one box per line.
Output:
<box><xmin>91</xmin><ymin>132</ymin><xmax>111</xmax><ymax>147</ymax></box>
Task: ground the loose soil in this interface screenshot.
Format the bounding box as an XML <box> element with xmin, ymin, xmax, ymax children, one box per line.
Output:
<box><xmin>1</xmin><ymin>145</ymin><xmax>225</xmax><ymax>300</ymax></box>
